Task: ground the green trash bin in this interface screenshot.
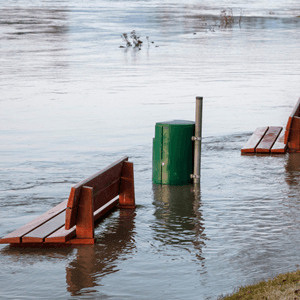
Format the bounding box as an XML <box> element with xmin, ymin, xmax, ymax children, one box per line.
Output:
<box><xmin>152</xmin><ymin>120</ymin><xmax>195</xmax><ymax>185</ymax></box>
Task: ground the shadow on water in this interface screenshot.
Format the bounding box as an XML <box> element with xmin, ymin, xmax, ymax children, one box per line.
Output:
<box><xmin>152</xmin><ymin>183</ymin><xmax>208</xmax><ymax>263</ymax></box>
<box><xmin>284</xmin><ymin>153</ymin><xmax>300</xmax><ymax>187</ymax></box>
<box><xmin>66</xmin><ymin>209</ymin><xmax>136</xmax><ymax>297</ymax></box>
<box><xmin>0</xmin><ymin>209</ymin><xmax>136</xmax><ymax>297</ymax></box>
<box><xmin>284</xmin><ymin>153</ymin><xmax>300</xmax><ymax>221</ymax></box>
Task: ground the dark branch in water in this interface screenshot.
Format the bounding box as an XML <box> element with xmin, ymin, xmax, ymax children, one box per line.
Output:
<box><xmin>120</xmin><ymin>30</ymin><xmax>152</xmax><ymax>50</ymax></box>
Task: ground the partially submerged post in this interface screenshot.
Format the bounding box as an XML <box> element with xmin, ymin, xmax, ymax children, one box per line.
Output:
<box><xmin>191</xmin><ymin>97</ymin><xmax>203</xmax><ymax>184</ymax></box>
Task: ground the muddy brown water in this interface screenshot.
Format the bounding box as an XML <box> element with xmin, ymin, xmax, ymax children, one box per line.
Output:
<box><xmin>1</xmin><ymin>0</ymin><xmax>300</xmax><ymax>299</ymax></box>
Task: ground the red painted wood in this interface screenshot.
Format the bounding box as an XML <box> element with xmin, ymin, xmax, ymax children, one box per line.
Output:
<box><xmin>271</xmin><ymin>129</ymin><xmax>287</xmax><ymax>153</ymax></box>
<box><xmin>241</xmin><ymin>127</ymin><xmax>268</xmax><ymax>153</ymax></box>
<box><xmin>65</xmin><ymin>187</ymin><xmax>78</xmax><ymax>225</ymax></box>
<box><xmin>44</xmin><ymin>225</ymin><xmax>76</xmax><ymax>243</ymax></box>
<box><xmin>284</xmin><ymin>98</ymin><xmax>300</xmax><ymax>148</ymax></box>
<box><xmin>22</xmin><ymin>211</ymin><xmax>66</xmax><ymax>243</ymax></box>
<box><xmin>284</xmin><ymin>116</ymin><xmax>293</xmax><ymax>144</ymax></box>
<box><xmin>93</xmin><ymin>196</ymin><xmax>119</xmax><ymax>222</ymax></box>
<box><xmin>65</xmin><ymin>207</ymin><xmax>77</xmax><ymax>231</ymax></box>
<box><xmin>65</xmin><ymin>238</ymin><xmax>95</xmax><ymax>245</ymax></box>
<box><xmin>289</xmin><ymin>97</ymin><xmax>300</xmax><ymax>118</ymax></box>
<box><xmin>0</xmin><ymin>200</ymin><xmax>67</xmax><ymax>244</ymax></box>
<box><xmin>256</xmin><ymin>127</ymin><xmax>282</xmax><ymax>153</ymax></box>
<box><xmin>93</xmin><ymin>179</ymin><xmax>120</xmax><ymax>211</ymax></box>
<box><xmin>67</xmin><ymin>156</ymin><xmax>128</xmax><ymax>209</ymax></box>
<box><xmin>0</xmin><ymin>236</ymin><xmax>20</xmax><ymax>244</ymax></box>
<box><xmin>75</xmin><ymin>186</ymin><xmax>94</xmax><ymax>239</ymax></box>
<box><xmin>119</xmin><ymin>162</ymin><xmax>135</xmax><ymax>208</ymax></box>
<box><xmin>288</xmin><ymin>116</ymin><xmax>300</xmax><ymax>152</ymax></box>
<box><xmin>65</xmin><ymin>156</ymin><xmax>128</xmax><ymax>229</ymax></box>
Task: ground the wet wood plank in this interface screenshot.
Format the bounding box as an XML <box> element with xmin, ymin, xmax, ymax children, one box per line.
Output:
<box><xmin>93</xmin><ymin>196</ymin><xmax>119</xmax><ymax>222</ymax></box>
<box><xmin>287</xmin><ymin>116</ymin><xmax>300</xmax><ymax>152</ymax></box>
<box><xmin>284</xmin><ymin>116</ymin><xmax>293</xmax><ymax>144</ymax></box>
<box><xmin>44</xmin><ymin>225</ymin><xmax>76</xmax><ymax>243</ymax></box>
<box><xmin>65</xmin><ymin>156</ymin><xmax>128</xmax><ymax>229</ymax></box>
<box><xmin>76</xmin><ymin>186</ymin><xmax>94</xmax><ymax>239</ymax></box>
<box><xmin>119</xmin><ymin>162</ymin><xmax>136</xmax><ymax>208</ymax></box>
<box><xmin>0</xmin><ymin>200</ymin><xmax>68</xmax><ymax>244</ymax></box>
<box><xmin>22</xmin><ymin>211</ymin><xmax>66</xmax><ymax>243</ymax></box>
<box><xmin>66</xmin><ymin>156</ymin><xmax>128</xmax><ymax>209</ymax></box>
<box><xmin>285</xmin><ymin>98</ymin><xmax>300</xmax><ymax>145</ymax></box>
<box><xmin>271</xmin><ymin>129</ymin><xmax>287</xmax><ymax>153</ymax></box>
<box><xmin>289</xmin><ymin>97</ymin><xmax>300</xmax><ymax>118</ymax></box>
<box><xmin>241</xmin><ymin>127</ymin><xmax>268</xmax><ymax>153</ymax></box>
<box><xmin>93</xmin><ymin>179</ymin><xmax>120</xmax><ymax>212</ymax></box>
<box><xmin>256</xmin><ymin>126</ymin><xmax>282</xmax><ymax>153</ymax></box>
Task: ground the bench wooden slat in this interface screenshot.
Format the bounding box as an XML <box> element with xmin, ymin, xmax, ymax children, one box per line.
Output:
<box><xmin>119</xmin><ymin>161</ymin><xmax>135</xmax><ymax>208</ymax></box>
<box><xmin>65</xmin><ymin>179</ymin><xmax>120</xmax><ymax>231</ymax></box>
<box><xmin>271</xmin><ymin>129</ymin><xmax>287</xmax><ymax>153</ymax></box>
<box><xmin>93</xmin><ymin>178</ymin><xmax>120</xmax><ymax>211</ymax></box>
<box><xmin>287</xmin><ymin>116</ymin><xmax>300</xmax><ymax>152</ymax></box>
<box><xmin>67</xmin><ymin>156</ymin><xmax>128</xmax><ymax>209</ymax></box>
<box><xmin>76</xmin><ymin>186</ymin><xmax>94</xmax><ymax>239</ymax></box>
<box><xmin>284</xmin><ymin>116</ymin><xmax>293</xmax><ymax>144</ymax></box>
<box><xmin>241</xmin><ymin>127</ymin><xmax>268</xmax><ymax>153</ymax></box>
<box><xmin>0</xmin><ymin>200</ymin><xmax>68</xmax><ymax>244</ymax></box>
<box><xmin>44</xmin><ymin>225</ymin><xmax>76</xmax><ymax>243</ymax></box>
<box><xmin>289</xmin><ymin>97</ymin><xmax>300</xmax><ymax>119</ymax></box>
<box><xmin>94</xmin><ymin>196</ymin><xmax>119</xmax><ymax>221</ymax></box>
<box><xmin>256</xmin><ymin>126</ymin><xmax>282</xmax><ymax>153</ymax></box>
<box><xmin>22</xmin><ymin>211</ymin><xmax>66</xmax><ymax>243</ymax></box>
<box><xmin>284</xmin><ymin>98</ymin><xmax>300</xmax><ymax>147</ymax></box>
<box><xmin>45</xmin><ymin>197</ymin><xmax>120</xmax><ymax>243</ymax></box>
<box><xmin>65</xmin><ymin>156</ymin><xmax>128</xmax><ymax>229</ymax></box>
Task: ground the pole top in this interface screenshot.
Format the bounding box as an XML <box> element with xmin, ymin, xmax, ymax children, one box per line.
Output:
<box><xmin>196</xmin><ymin>96</ymin><xmax>203</xmax><ymax>100</ymax></box>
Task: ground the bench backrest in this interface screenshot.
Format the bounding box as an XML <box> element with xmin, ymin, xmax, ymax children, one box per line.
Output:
<box><xmin>284</xmin><ymin>97</ymin><xmax>300</xmax><ymax>149</ymax></box>
<box><xmin>65</xmin><ymin>156</ymin><xmax>133</xmax><ymax>230</ymax></box>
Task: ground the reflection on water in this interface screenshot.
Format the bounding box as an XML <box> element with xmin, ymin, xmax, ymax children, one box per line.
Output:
<box><xmin>66</xmin><ymin>209</ymin><xmax>136</xmax><ymax>296</ymax></box>
<box><xmin>285</xmin><ymin>153</ymin><xmax>300</xmax><ymax>187</ymax></box>
<box><xmin>152</xmin><ymin>184</ymin><xmax>207</xmax><ymax>263</ymax></box>
<box><xmin>0</xmin><ymin>209</ymin><xmax>136</xmax><ymax>298</ymax></box>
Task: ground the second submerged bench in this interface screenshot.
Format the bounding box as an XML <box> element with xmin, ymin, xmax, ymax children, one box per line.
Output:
<box><xmin>241</xmin><ymin>97</ymin><xmax>300</xmax><ymax>154</ymax></box>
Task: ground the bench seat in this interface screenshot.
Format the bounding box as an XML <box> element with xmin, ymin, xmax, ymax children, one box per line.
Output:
<box><xmin>241</xmin><ymin>97</ymin><xmax>300</xmax><ymax>154</ymax></box>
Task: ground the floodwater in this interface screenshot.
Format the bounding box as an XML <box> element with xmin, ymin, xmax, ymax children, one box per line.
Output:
<box><xmin>1</xmin><ymin>0</ymin><xmax>300</xmax><ymax>299</ymax></box>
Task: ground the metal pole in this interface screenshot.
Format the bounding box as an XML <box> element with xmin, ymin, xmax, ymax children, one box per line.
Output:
<box><xmin>193</xmin><ymin>97</ymin><xmax>203</xmax><ymax>184</ymax></box>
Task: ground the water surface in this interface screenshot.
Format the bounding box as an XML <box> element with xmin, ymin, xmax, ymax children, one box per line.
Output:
<box><xmin>1</xmin><ymin>0</ymin><xmax>300</xmax><ymax>299</ymax></box>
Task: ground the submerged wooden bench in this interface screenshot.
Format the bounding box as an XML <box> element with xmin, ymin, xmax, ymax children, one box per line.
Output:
<box><xmin>0</xmin><ymin>156</ymin><xmax>135</xmax><ymax>245</ymax></box>
<box><xmin>241</xmin><ymin>97</ymin><xmax>300</xmax><ymax>154</ymax></box>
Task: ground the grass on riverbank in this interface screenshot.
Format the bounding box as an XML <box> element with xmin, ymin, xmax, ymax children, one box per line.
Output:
<box><xmin>220</xmin><ymin>270</ymin><xmax>300</xmax><ymax>300</ymax></box>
